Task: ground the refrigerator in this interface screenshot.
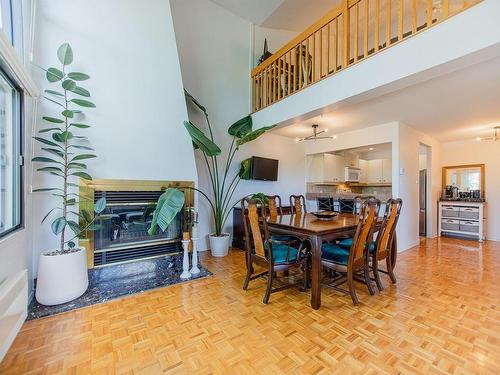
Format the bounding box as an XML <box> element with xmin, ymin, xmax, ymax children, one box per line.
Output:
<box><xmin>419</xmin><ymin>169</ymin><xmax>427</xmax><ymax>236</ymax></box>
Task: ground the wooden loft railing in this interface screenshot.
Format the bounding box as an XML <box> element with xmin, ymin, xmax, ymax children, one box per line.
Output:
<box><xmin>251</xmin><ymin>0</ymin><xmax>482</xmax><ymax>112</ymax></box>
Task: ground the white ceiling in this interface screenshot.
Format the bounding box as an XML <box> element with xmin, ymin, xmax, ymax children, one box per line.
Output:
<box><xmin>272</xmin><ymin>57</ymin><xmax>500</xmax><ymax>143</ymax></box>
<box><xmin>210</xmin><ymin>0</ymin><xmax>340</xmax><ymax>32</ymax></box>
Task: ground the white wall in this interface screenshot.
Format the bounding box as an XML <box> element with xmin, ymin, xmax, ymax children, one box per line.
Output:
<box><xmin>171</xmin><ymin>0</ymin><xmax>307</xmax><ymax>250</ymax></box>
<box><xmin>253</xmin><ymin>26</ymin><xmax>297</xmax><ymax>66</ymax></box>
<box><xmin>441</xmin><ymin>139</ymin><xmax>500</xmax><ymax>241</ymax></box>
<box><xmin>31</xmin><ymin>0</ymin><xmax>197</xmax><ymax>273</ymax></box>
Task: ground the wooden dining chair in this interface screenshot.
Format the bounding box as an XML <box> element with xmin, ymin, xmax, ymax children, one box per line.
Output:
<box><xmin>370</xmin><ymin>198</ymin><xmax>403</xmax><ymax>291</ymax></box>
<box><xmin>289</xmin><ymin>195</ymin><xmax>307</xmax><ymax>215</ymax></box>
<box><xmin>241</xmin><ymin>198</ymin><xmax>309</xmax><ymax>304</ymax></box>
<box><xmin>338</xmin><ymin>196</ymin><xmax>380</xmax><ymax>249</ymax></box>
<box><xmin>320</xmin><ymin>198</ymin><xmax>379</xmax><ymax>305</ymax></box>
<box><xmin>267</xmin><ymin>195</ymin><xmax>299</xmax><ymax>244</ymax></box>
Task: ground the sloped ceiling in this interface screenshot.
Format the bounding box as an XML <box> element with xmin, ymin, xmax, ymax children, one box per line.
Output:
<box><xmin>210</xmin><ymin>0</ymin><xmax>341</xmax><ymax>31</ymax></box>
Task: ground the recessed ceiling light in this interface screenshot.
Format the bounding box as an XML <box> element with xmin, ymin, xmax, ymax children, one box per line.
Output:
<box><xmin>333</xmin><ymin>135</ymin><xmax>337</xmax><ymax>139</ymax></box>
<box><xmin>369</xmin><ymin>147</ymin><xmax>374</xmax><ymax>151</ymax></box>
<box><xmin>476</xmin><ymin>137</ymin><xmax>482</xmax><ymax>141</ymax></box>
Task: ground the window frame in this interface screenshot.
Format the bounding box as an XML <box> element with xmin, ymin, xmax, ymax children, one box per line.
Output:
<box><xmin>0</xmin><ymin>58</ymin><xmax>24</xmax><ymax>238</ymax></box>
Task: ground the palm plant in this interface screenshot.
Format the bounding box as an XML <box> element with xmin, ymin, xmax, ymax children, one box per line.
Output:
<box><xmin>148</xmin><ymin>91</ymin><xmax>275</xmax><ymax>237</ymax></box>
<box><xmin>32</xmin><ymin>43</ymin><xmax>105</xmax><ymax>253</ymax></box>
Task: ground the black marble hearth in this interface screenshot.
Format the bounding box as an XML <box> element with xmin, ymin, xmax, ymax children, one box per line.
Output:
<box><xmin>28</xmin><ymin>254</ymin><xmax>212</xmax><ymax>320</ymax></box>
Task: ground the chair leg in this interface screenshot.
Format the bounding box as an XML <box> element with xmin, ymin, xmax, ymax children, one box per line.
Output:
<box><xmin>372</xmin><ymin>257</ymin><xmax>384</xmax><ymax>291</ymax></box>
<box><xmin>284</xmin><ymin>270</ymin><xmax>289</xmax><ymax>277</ymax></box>
<box><xmin>263</xmin><ymin>269</ymin><xmax>274</xmax><ymax>304</ymax></box>
<box><xmin>243</xmin><ymin>263</ymin><xmax>253</xmax><ymax>290</ymax></box>
<box><xmin>386</xmin><ymin>255</ymin><xmax>397</xmax><ymax>284</ymax></box>
<box><xmin>364</xmin><ymin>266</ymin><xmax>376</xmax><ymax>295</ymax></box>
<box><xmin>347</xmin><ymin>269</ymin><xmax>359</xmax><ymax>305</ymax></box>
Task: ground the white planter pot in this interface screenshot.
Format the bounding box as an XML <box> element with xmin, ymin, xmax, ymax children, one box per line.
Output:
<box><xmin>209</xmin><ymin>233</ymin><xmax>230</xmax><ymax>257</ymax></box>
<box><xmin>35</xmin><ymin>247</ymin><xmax>89</xmax><ymax>306</ymax></box>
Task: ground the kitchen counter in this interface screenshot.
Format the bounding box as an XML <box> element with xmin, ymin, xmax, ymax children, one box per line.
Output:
<box><xmin>306</xmin><ymin>193</ymin><xmax>383</xmax><ymax>200</ymax></box>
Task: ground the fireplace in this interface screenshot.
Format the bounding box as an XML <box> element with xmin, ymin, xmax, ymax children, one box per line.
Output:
<box><xmin>79</xmin><ymin>179</ymin><xmax>194</xmax><ymax>268</ymax></box>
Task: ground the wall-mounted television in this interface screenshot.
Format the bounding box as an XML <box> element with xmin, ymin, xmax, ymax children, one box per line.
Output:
<box><xmin>250</xmin><ymin>156</ymin><xmax>278</xmax><ymax>181</ymax></box>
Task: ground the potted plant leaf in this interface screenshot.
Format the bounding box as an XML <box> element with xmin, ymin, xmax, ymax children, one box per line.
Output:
<box><xmin>149</xmin><ymin>90</ymin><xmax>275</xmax><ymax>257</ymax></box>
<box><xmin>32</xmin><ymin>43</ymin><xmax>105</xmax><ymax>305</ymax></box>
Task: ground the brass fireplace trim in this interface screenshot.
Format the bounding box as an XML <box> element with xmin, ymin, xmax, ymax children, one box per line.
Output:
<box><xmin>79</xmin><ymin>179</ymin><xmax>195</xmax><ymax>268</ymax></box>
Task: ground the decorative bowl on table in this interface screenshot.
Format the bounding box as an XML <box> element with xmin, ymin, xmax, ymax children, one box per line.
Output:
<box><xmin>310</xmin><ymin>211</ymin><xmax>338</xmax><ymax>220</ymax></box>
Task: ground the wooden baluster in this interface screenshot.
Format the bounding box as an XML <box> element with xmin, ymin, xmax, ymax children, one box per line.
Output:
<box><xmin>252</xmin><ymin>76</ymin><xmax>256</xmax><ymax>111</ymax></box>
<box><xmin>386</xmin><ymin>0</ymin><xmax>392</xmax><ymax>47</ymax></box>
<box><xmin>299</xmin><ymin>43</ymin><xmax>303</xmax><ymax>89</ymax></box>
<box><xmin>443</xmin><ymin>0</ymin><xmax>450</xmax><ymax>17</ymax></box>
<box><xmin>326</xmin><ymin>22</ymin><xmax>330</xmax><ymax>75</ymax></box>
<box><xmin>259</xmin><ymin>72</ymin><xmax>263</xmax><ymax>110</ymax></box>
<box><xmin>313</xmin><ymin>32</ymin><xmax>317</xmax><ymax>82</ymax></box>
<box><xmin>364</xmin><ymin>0</ymin><xmax>369</xmax><ymax>59</ymax></box>
<box><xmin>305</xmin><ymin>37</ymin><xmax>309</xmax><ymax>86</ymax></box>
<box><xmin>342</xmin><ymin>0</ymin><xmax>350</xmax><ymax>68</ymax></box>
<box><xmin>334</xmin><ymin>18</ymin><xmax>338</xmax><ymax>71</ymax></box>
<box><xmin>288</xmin><ymin>50</ymin><xmax>291</xmax><ymax>97</ymax></box>
<box><xmin>427</xmin><ymin>0</ymin><xmax>433</xmax><ymax>26</ymax></box>
<box><xmin>319</xmin><ymin>28</ymin><xmax>323</xmax><ymax>78</ymax></box>
<box><xmin>398</xmin><ymin>0</ymin><xmax>404</xmax><ymax>41</ymax></box>
<box><xmin>412</xmin><ymin>0</ymin><xmax>417</xmax><ymax>34</ymax></box>
<box><xmin>354</xmin><ymin>3</ymin><xmax>359</xmax><ymax>62</ymax></box>
<box><xmin>375</xmin><ymin>0</ymin><xmax>380</xmax><ymax>52</ymax></box>
<box><xmin>272</xmin><ymin>61</ymin><xmax>276</xmax><ymax>102</ymax></box>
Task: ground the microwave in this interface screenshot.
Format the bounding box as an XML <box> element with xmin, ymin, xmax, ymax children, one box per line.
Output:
<box><xmin>345</xmin><ymin>167</ymin><xmax>361</xmax><ymax>182</ymax></box>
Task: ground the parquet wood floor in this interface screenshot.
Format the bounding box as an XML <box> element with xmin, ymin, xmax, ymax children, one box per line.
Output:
<box><xmin>1</xmin><ymin>237</ymin><xmax>499</xmax><ymax>374</ymax></box>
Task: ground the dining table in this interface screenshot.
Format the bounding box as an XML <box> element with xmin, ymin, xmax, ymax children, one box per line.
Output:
<box><xmin>266</xmin><ymin>212</ymin><xmax>397</xmax><ymax>310</ymax></box>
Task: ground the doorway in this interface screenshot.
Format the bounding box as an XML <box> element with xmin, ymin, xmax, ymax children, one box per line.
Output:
<box><xmin>418</xmin><ymin>144</ymin><xmax>431</xmax><ymax>237</ymax></box>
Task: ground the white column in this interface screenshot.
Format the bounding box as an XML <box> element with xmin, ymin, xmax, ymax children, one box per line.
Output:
<box><xmin>180</xmin><ymin>240</ymin><xmax>191</xmax><ymax>279</ymax></box>
<box><xmin>190</xmin><ymin>237</ymin><xmax>200</xmax><ymax>274</ymax></box>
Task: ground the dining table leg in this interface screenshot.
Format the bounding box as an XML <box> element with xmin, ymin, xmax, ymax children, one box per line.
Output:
<box><xmin>310</xmin><ymin>234</ymin><xmax>322</xmax><ymax>310</ymax></box>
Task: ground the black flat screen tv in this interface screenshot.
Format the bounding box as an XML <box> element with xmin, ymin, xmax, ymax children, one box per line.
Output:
<box><xmin>251</xmin><ymin>156</ymin><xmax>278</xmax><ymax>181</ymax></box>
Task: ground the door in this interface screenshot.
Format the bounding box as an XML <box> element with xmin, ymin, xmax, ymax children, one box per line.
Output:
<box><xmin>382</xmin><ymin>158</ymin><xmax>392</xmax><ymax>183</ymax></box>
<box><xmin>419</xmin><ymin>169</ymin><xmax>427</xmax><ymax>236</ymax></box>
<box><xmin>367</xmin><ymin>159</ymin><xmax>383</xmax><ymax>183</ymax></box>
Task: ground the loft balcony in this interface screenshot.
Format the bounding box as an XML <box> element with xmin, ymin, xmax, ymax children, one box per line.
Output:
<box><xmin>251</xmin><ymin>0</ymin><xmax>483</xmax><ymax>113</ymax></box>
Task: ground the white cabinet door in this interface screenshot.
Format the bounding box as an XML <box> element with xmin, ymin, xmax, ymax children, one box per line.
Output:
<box><xmin>332</xmin><ymin>154</ymin><xmax>345</xmax><ymax>182</ymax></box>
<box><xmin>382</xmin><ymin>158</ymin><xmax>392</xmax><ymax>183</ymax></box>
<box><xmin>306</xmin><ymin>154</ymin><xmax>324</xmax><ymax>182</ymax></box>
<box><xmin>358</xmin><ymin>159</ymin><xmax>367</xmax><ymax>183</ymax></box>
<box><xmin>323</xmin><ymin>154</ymin><xmax>334</xmax><ymax>181</ymax></box>
<box><xmin>367</xmin><ymin>159</ymin><xmax>383</xmax><ymax>183</ymax></box>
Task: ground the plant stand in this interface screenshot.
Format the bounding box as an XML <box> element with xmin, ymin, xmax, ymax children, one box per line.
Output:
<box><xmin>180</xmin><ymin>239</ymin><xmax>192</xmax><ymax>280</ymax></box>
<box><xmin>190</xmin><ymin>237</ymin><xmax>200</xmax><ymax>274</ymax></box>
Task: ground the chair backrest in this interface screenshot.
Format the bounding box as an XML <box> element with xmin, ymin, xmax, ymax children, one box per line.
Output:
<box><xmin>241</xmin><ymin>198</ymin><xmax>269</xmax><ymax>260</ymax></box>
<box><xmin>353</xmin><ymin>195</ymin><xmax>378</xmax><ymax>214</ymax></box>
<box><xmin>349</xmin><ymin>198</ymin><xmax>379</xmax><ymax>268</ymax></box>
<box><xmin>266</xmin><ymin>195</ymin><xmax>283</xmax><ymax>220</ymax></box>
<box><xmin>374</xmin><ymin>198</ymin><xmax>403</xmax><ymax>260</ymax></box>
<box><xmin>289</xmin><ymin>194</ymin><xmax>307</xmax><ymax>215</ymax></box>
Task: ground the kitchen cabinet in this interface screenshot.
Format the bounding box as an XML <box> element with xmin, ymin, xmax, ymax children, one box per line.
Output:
<box><xmin>307</xmin><ymin>153</ymin><xmax>345</xmax><ymax>183</ymax></box>
<box><xmin>366</xmin><ymin>158</ymin><xmax>392</xmax><ymax>183</ymax></box>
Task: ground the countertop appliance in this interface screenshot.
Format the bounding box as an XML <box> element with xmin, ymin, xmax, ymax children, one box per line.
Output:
<box><xmin>344</xmin><ymin>166</ymin><xmax>361</xmax><ymax>182</ymax></box>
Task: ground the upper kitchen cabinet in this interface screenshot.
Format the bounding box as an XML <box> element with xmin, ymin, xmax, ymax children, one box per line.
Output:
<box><xmin>306</xmin><ymin>153</ymin><xmax>345</xmax><ymax>183</ymax></box>
<box><xmin>366</xmin><ymin>158</ymin><xmax>392</xmax><ymax>183</ymax></box>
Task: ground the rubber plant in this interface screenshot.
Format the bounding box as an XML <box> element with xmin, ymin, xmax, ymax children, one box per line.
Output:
<box><xmin>148</xmin><ymin>90</ymin><xmax>276</xmax><ymax>236</ymax></box>
<box><xmin>32</xmin><ymin>43</ymin><xmax>106</xmax><ymax>253</ymax></box>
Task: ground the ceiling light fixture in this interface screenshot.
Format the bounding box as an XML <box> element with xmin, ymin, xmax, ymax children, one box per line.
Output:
<box><xmin>477</xmin><ymin>126</ymin><xmax>500</xmax><ymax>142</ymax></box>
<box><xmin>297</xmin><ymin>124</ymin><xmax>334</xmax><ymax>142</ymax></box>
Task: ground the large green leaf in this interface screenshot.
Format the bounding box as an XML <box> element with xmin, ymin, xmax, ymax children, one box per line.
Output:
<box><xmin>62</xmin><ymin>110</ymin><xmax>74</xmax><ymax>118</ymax></box>
<box><xmin>67</xmin><ymin>72</ymin><xmax>90</xmax><ymax>81</ymax></box>
<box><xmin>72</xmin><ymin>171</ymin><xmax>92</xmax><ymax>180</ymax></box>
<box><xmin>45</xmin><ymin>89</ymin><xmax>64</xmax><ymax>97</ymax></box>
<box><xmin>34</xmin><ymin>136</ymin><xmax>60</xmax><ymax>148</ymax></box>
<box><xmin>67</xmin><ymin>162</ymin><xmax>87</xmax><ymax>169</ymax></box>
<box><xmin>71</xmin><ymin>86</ymin><xmax>90</xmax><ymax>97</ymax></box>
<box><xmin>46</xmin><ymin>67</ymin><xmax>64</xmax><ymax>82</ymax></box>
<box><xmin>148</xmin><ymin>188</ymin><xmax>185</xmax><ymax>235</ymax></box>
<box><xmin>236</xmin><ymin>125</ymin><xmax>277</xmax><ymax>147</ymax></box>
<box><xmin>94</xmin><ymin>197</ymin><xmax>107</xmax><ymax>214</ymax></box>
<box><xmin>228</xmin><ymin>115</ymin><xmax>252</xmax><ymax>138</ymax></box>
<box><xmin>51</xmin><ymin>217</ymin><xmax>67</xmax><ymax>235</ymax></box>
<box><xmin>39</xmin><ymin>128</ymin><xmax>61</xmax><ymax>133</ymax></box>
<box><xmin>57</xmin><ymin>43</ymin><xmax>73</xmax><ymax>65</ymax></box>
<box><xmin>62</xmin><ymin>79</ymin><xmax>77</xmax><ymax>91</ymax></box>
<box><xmin>71</xmin><ymin>154</ymin><xmax>96</xmax><ymax>161</ymax></box>
<box><xmin>43</xmin><ymin>116</ymin><xmax>64</xmax><ymax>124</ymax></box>
<box><xmin>183</xmin><ymin>121</ymin><xmax>221</xmax><ymax>156</ymax></box>
<box><xmin>184</xmin><ymin>89</ymin><xmax>206</xmax><ymax>115</ymax></box>
<box><xmin>33</xmin><ymin>187</ymin><xmax>63</xmax><ymax>193</ymax></box>
<box><xmin>32</xmin><ymin>156</ymin><xmax>61</xmax><ymax>164</ymax></box>
<box><xmin>70</xmin><ymin>144</ymin><xmax>94</xmax><ymax>150</ymax></box>
<box><xmin>67</xmin><ymin>220</ymin><xmax>81</xmax><ymax>235</ymax></box>
<box><xmin>239</xmin><ymin>158</ymin><xmax>252</xmax><ymax>180</ymax></box>
<box><xmin>70</xmin><ymin>123</ymin><xmax>90</xmax><ymax>129</ymax></box>
<box><xmin>42</xmin><ymin>148</ymin><xmax>64</xmax><ymax>158</ymax></box>
<box><xmin>71</xmin><ymin>99</ymin><xmax>96</xmax><ymax>108</ymax></box>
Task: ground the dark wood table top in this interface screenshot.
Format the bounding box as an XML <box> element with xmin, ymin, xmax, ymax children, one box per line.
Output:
<box><xmin>267</xmin><ymin>213</ymin><xmax>361</xmax><ymax>236</ymax></box>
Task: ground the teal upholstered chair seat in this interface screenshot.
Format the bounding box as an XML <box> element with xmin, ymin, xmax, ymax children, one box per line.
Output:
<box><xmin>321</xmin><ymin>243</ymin><xmax>350</xmax><ymax>265</ymax></box>
<box><xmin>338</xmin><ymin>238</ymin><xmax>375</xmax><ymax>252</ymax></box>
<box><xmin>271</xmin><ymin>234</ymin><xmax>299</xmax><ymax>243</ymax></box>
<box><xmin>263</xmin><ymin>242</ymin><xmax>300</xmax><ymax>264</ymax></box>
